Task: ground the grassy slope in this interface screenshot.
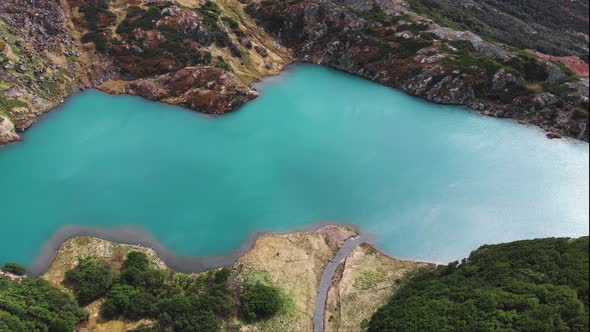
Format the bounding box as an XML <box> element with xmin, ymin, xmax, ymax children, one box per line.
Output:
<box><xmin>324</xmin><ymin>243</ymin><xmax>433</xmax><ymax>332</ymax></box>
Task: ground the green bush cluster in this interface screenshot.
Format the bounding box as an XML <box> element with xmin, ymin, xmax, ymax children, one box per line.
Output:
<box><xmin>0</xmin><ymin>276</ymin><xmax>87</xmax><ymax>331</ymax></box>
<box><xmin>158</xmin><ymin>26</ymin><xmax>213</xmax><ymax>65</ymax></box>
<box><xmin>215</xmin><ymin>57</ymin><xmax>233</xmax><ymax>72</ymax></box>
<box><xmin>78</xmin><ymin>0</ymin><xmax>116</xmax><ymax>31</ymax></box>
<box><xmin>96</xmin><ymin>252</ymin><xmax>236</xmax><ymax>331</ymax></box>
<box><xmin>63</xmin><ymin>257</ymin><xmax>113</xmax><ymax>306</ymax></box>
<box><xmin>116</xmin><ymin>6</ymin><xmax>162</xmax><ymax>34</ymax></box>
<box><xmin>1</xmin><ymin>263</ymin><xmax>26</xmax><ymax>276</ymax></box>
<box><xmin>0</xmin><ymin>250</ymin><xmax>284</xmax><ymax>332</ymax></box>
<box><xmin>77</xmin><ymin>0</ymin><xmax>116</xmax><ymax>53</ymax></box>
<box><xmin>194</xmin><ymin>1</ymin><xmax>234</xmax><ymax>48</ymax></box>
<box><xmin>112</xmin><ymin>1</ymin><xmax>245</xmax><ymax>71</ymax></box>
<box><xmin>239</xmin><ymin>283</ymin><xmax>282</xmax><ymax>322</ymax></box>
<box><xmin>369</xmin><ymin>237</ymin><xmax>590</xmax><ymax>331</ymax></box>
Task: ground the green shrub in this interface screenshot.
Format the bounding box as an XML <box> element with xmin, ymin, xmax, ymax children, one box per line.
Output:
<box><xmin>543</xmin><ymin>81</ymin><xmax>574</xmax><ymax>97</ymax></box>
<box><xmin>64</xmin><ymin>257</ymin><xmax>113</xmax><ymax>306</ymax></box>
<box><xmin>573</xmin><ymin>108</ymin><xmax>589</xmax><ymax>120</ymax></box>
<box><xmin>126</xmin><ymin>291</ymin><xmax>157</xmax><ymax>319</ymax></box>
<box><xmin>239</xmin><ymin>284</ymin><xmax>282</xmax><ymax>322</ymax></box>
<box><xmin>1</xmin><ymin>262</ymin><xmax>26</xmax><ymax>276</ymax></box>
<box><xmin>125</xmin><ymin>251</ymin><xmax>150</xmax><ymax>271</ymax></box>
<box><xmin>214</xmin><ymin>268</ymin><xmax>231</xmax><ymax>284</ymax></box>
<box><xmin>101</xmin><ymin>284</ymin><xmax>139</xmax><ymax>319</ymax></box>
<box><xmin>81</xmin><ymin>31</ymin><xmax>109</xmax><ymax>52</ymax></box>
<box><xmin>221</xmin><ymin>16</ymin><xmax>240</xmax><ymax>29</ymax></box>
<box><xmin>78</xmin><ymin>0</ymin><xmax>116</xmax><ymax>31</ymax></box>
<box><xmin>95</xmin><ymin>251</ymin><xmax>233</xmax><ymax>331</ymax></box>
<box><xmin>215</xmin><ymin>58</ymin><xmax>233</xmax><ymax>72</ymax></box>
<box><xmin>116</xmin><ymin>6</ymin><xmax>162</xmax><ymax>33</ymax></box>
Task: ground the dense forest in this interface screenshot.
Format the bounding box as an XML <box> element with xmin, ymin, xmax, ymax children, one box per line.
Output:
<box><xmin>0</xmin><ymin>276</ymin><xmax>87</xmax><ymax>331</ymax></box>
<box><xmin>369</xmin><ymin>237</ymin><xmax>590</xmax><ymax>331</ymax></box>
<box><xmin>1</xmin><ymin>252</ymin><xmax>282</xmax><ymax>332</ymax></box>
<box><xmin>408</xmin><ymin>0</ymin><xmax>589</xmax><ymax>61</ymax></box>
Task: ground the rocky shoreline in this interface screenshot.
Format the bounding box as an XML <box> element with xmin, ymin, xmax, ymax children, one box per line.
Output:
<box><xmin>33</xmin><ymin>223</ymin><xmax>426</xmax><ymax>332</ymax></box>
<box><xmin>245</xmin><ymin>0</ymin><xmax>589</xmax><ymax>141</ymax></box>
<box><xmin>27</xmin><ymin>222</ymin><xmax>369</xmax><ymax>277</ymax></box>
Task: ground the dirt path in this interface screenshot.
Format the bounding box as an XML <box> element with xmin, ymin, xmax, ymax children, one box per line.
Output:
<box><xmin>313</xmin><ymin>234</ymin><xmax>368</xmax><ymax>332</ymax></box>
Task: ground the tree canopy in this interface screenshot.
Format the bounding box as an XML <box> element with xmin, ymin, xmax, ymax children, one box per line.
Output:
<box><xmin>63</xmin><ymin>256</ymin><xmax>113</xmax><ymax>306</ymax></box>
<box><xmin>239</xmin><ymin>283</ymin><xmax>283</xmax><ymax>322</ymax></box>
<box><xmin>0</xmin><ymin>276</ymin><xmax>87</xmax><ymax>332</ymax></box>
<box><xmin>98</xmin><ymin>253</ymin><xmax>273</xmax><ymax>332</ymax></box>
<box><xmin>369</xmin><ymin>237</ymin><xmax>589</xmax><ymax>331</ymax></box>
<box><xmin>1</xmin><ymin>263</ymin><xmax>26</xmax><ymax>276</ymax></box>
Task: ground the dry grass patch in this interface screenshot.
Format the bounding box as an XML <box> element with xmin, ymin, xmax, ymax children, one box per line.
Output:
<box><xmin>324</xmin><ymin>243</ymin><xmax>434</xmax><ymax>332</ymax></box>
<box><xmin>237</xmin><ymin>226</ymin><xmax>356</xmax><ymax>332</ymax></box>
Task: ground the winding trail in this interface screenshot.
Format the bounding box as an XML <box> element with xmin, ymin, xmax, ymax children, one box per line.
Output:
<box><xmin>313</xmin><ymin>234</ymin><xmax>369</xmax><ymax>332</ymax></box>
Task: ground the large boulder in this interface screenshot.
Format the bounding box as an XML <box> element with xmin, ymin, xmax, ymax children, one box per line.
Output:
<box><xmin>491</xmin><ymin>68</ymin><xmax>526</xmax><ymax>93</ymax></box>
<box><xmin>0</xmin><ymin>116</ymin><xmax>19</xmax><ymax>144</ymax></box>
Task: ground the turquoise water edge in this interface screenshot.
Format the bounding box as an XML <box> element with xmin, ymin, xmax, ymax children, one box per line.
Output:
<box><xmin>0</xmin><ymin>65</ymin><xmax>588</xmax><ymax>266</ymax></box>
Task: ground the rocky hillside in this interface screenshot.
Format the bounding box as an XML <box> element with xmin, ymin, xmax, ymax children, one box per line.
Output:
<box><xmin>406</xmin><ymin>0</ymin><xmax>589</xmax><ymax>62</ymax></box>
<box><xmin>245</xmin><ymin>0</ymin><xmax>589</xmax><ymax>141</ymax></box>
<box><xmin>1</xmin><ymin>0</ymin><xmax>588</xmax><ymax>144</ymax></box>
<box><xmin>0</xmin><ymin>0</ymin><xmax>290</xmax><ymax>144</ymax></box>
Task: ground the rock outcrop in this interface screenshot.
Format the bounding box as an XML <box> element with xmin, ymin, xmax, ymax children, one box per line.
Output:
<box><xmin>104</xmin><ymin>66</ymin><xmax>259</xmax><ymax>115</ymax></box>
<box><xmin>0</xmin><ymin>0</ymin><xmax>290</xmax><ymax>143</ymax></box>
<box><xmin>245</xmin><ymin>0</ymin><xmax>589</xmax><ymax>141</ymax></box>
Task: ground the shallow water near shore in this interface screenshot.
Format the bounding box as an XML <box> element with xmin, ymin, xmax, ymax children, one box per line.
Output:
<box><xmin>0</xmin><ymin>65</ymin><xmax>588</xmax><ymax>267</ymax></box>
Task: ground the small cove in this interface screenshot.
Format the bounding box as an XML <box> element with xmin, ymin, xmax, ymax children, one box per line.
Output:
<box><xmin>0</xmin><ymin>65</ymin><xmax>588</xmax><ymax>267</ymax></box>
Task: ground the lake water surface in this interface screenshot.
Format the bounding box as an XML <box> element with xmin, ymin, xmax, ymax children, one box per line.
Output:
<box><xmin>0</xmin><ymin>65</ymin><xmax>588</xmax><ymax>266</ymax></box>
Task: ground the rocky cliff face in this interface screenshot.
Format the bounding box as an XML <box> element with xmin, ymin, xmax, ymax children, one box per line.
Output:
<box><xmin>0</xmin><ymin>0</ymin><xmax>588</xmax><ymax>144</ymax></box>
<box><xmin>245</xmin><ymin>0</ymin><xmax>589</xmax><ymax>141</ymax></box>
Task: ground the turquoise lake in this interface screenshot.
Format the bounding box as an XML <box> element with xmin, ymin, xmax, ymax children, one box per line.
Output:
<box><xmin>0</xmin><ymin>65</ymin><xmax>588</xmax><ymax>266</ymax></box>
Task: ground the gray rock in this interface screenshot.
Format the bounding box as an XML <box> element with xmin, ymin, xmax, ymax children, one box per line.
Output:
<box><xmin>532</xmin><ymin>93</ymin><xmax>560</xmax><ymax>108</ymax></box>
<box><xmin>491</xmin><ymin>68</ymin><xmax>525</xmax><ymax>92</ymax></box>
<box><xmin>542</xmin><ymin>61</ymin><xmax>567</xmax><ymax>82</ymax></box>
<box><xmin>430</xmin><ymin>27</ymin><xmax>509</xmax><ymax>60</ymax></box>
